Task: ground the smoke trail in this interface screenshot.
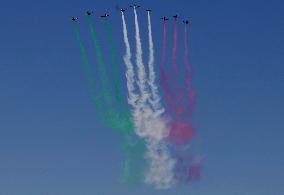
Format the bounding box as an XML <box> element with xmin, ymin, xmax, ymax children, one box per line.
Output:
<box><xmin>159</xmin><ymin>21</ymin><xmax>174</xmax><ymax>102</ymax></box>
<box><xmin>155</xmin><ymin>20</ymin><xmax>196</xmax><ymax>184</ymax></box>
<box><xmin>172</xmin><ymin>18</ymin><xmax>178</xmax><ymax>75</ymax></box>
<box><xmin>147</xmin><ymin>11</ymin><xmax>164</xmax><ymax>117</ymax></box>
<box><xmin>103</xmin><ymin>19</ymin><xmax>123</xmax><ymax>104</ymax></box>
<box><xmin>170</xmin><ymin>24</ymin><xmax>200</xmax><ymax>184</ymax></box>
<box><xmin>87</xmin><ymin>17</ymin><xmax>111</xmax><ymax>105</ymax></box>
<box><xmin>170</xmin><ymin>18</ymin><xmax>185</xmax><ymax>115</ymax></box>
<box><xmin>184</xmin><ymin>24</ymin><xmax>195</xmax><ymax>115</ymax></box>
<box><xmin>159</xmin><ymin>21</ymin><xmax>178</xmax><ymax>117</ymax></box>
<box><xmin>133</xmin><ymin>8</ymin><xmax>148</xmax><ymax>108</ymax></box>
<box><xmin>130</xmin><ymin>8</ymin><xmax>149</xmax><ymax>139</ymax></box>
<box><xmin>73</xmin><ymin>23</ymin><xmax>105</xmax><ymax>115</ymax></box>
<box><xmin>86</xmin><ymin>17</ymin><xmax>134</xmax><ymax>134</ymax></box>
<box><xmin>73</xmin><ymin>23</ymin><xmax>122</xmax><ymax>129</ymax></box>
<box><xmin>133</xmin><ymin>9</ymin><xmax>175</xmax><ymax>189</ymax></box>
<box><xmin>120</xmin><ymin>136</ymin><xmax>146</xmax><ymax>185</ymax></box>
<box><xmin>121</xmin><ymin>11</ymin><xmax>145</xmax><ymax>185</ymax></box>
<box><xmin>122</xmin><ymin>10</ymin><xmax>175</xmax><ymax>189</ymax></box>
<box><xmin>121</xmin><ymin>12</ymin><xmax>139</xmax><ymax>109</ymax></box>
<box><xmin>73</xmin><ymin>24</ymin><xmax>95</xmax><ymax>88</ymax></box>
<box><xmin>101</xmin><ymin>18</ymin><xmax>135</xmax><ymax>134</ymax></box>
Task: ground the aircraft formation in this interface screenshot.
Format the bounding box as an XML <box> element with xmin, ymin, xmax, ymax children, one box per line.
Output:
<box><xmin>71</xmin><ymin>4</ymin><xmax>190</xmax><ymax>25</ymax></box>
<box><xmin>72</xmin><ymin>3</ymin><xmax>197</xmax><ymax>189</ymax></box>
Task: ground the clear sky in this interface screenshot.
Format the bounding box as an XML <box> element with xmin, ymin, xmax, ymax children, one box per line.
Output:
<box><xmin>0</xmin><ymin>0</ymin><xmax>283</xmax><ymax>194</ymax></box>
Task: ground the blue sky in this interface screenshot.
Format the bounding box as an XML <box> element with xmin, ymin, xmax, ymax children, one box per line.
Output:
<box><xmin>0</xmin><ymin>0</ymin><xmax>283</xmax><ymax>194</ymax></box>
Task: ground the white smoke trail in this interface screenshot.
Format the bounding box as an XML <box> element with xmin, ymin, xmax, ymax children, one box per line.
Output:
<box><xmin>133</xmin><ymin>8</ymin><xmax>148</xmax><ymax>107</ymax></box>
<box><xmin>142</xmin><ymin>107</ymin><xmax>176</xmax><ymax>189</ymax></box>
<box><xmin>130</xmin><ymin>8</ymin><xmax>150</xmax><ymax>138</ymax></box>
<box><xmin>121</xmin><ymin>13</ymin><xmax>139</xmax><ymax>108</ymax></box>
<box><xmin>121</xmin><ymin>12</ymin><xmax>144</xmax><ymax>139</ymax></box>
<box><xmin>147</xmin><ymin>11</ymin><xmax>164</xmax><ymax>117</ymax></box>
<box><xmin>121</xmin><ymin>9</ymin><xmax>175</xmax><ymax>190</ymax></box>
<box><xmin>133</xmin><ymin>8</ymin><xmax>176</xmax><ymax>189</ymax></box>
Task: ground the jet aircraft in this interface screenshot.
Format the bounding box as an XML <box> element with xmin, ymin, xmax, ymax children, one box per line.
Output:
<box><xmin>130</xmin><ymin>4</ymin><xmax>140</xmax><ymax>8</ymax></box>
<box><xmin>100</xmin><ymin>14</ymin><xmax>109</xmax><ymax>18</ymax></box>
<box><xmin>183</xmin><ymin>20</ymin><xmax>189</xmax><ymax>24</ymax></box>
<box><xmin>86</xmin><ymin>11</ymin><xmax>92</xmax><ymax>16</ymax></box>
<box><xmin>72</xmin><ymin>17</ymin><xmax>78</xmax><ymax>21</ymax></box>
<box><xmin>161</xmin><ymin>16</ymin><xmax>169</xmax><ymax>21</ymax></box>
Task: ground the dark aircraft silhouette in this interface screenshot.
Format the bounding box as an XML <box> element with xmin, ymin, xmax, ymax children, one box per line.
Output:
<box><xmin>130</xmin><ymin>4</ymin><xmax>140</xmax><ymax>8</ymax></box>
<box><xmin>160</xmin><ymin>16</ymin><xmax>169</xmax><ymax>21</ymax></box>
<box><xmin>146</xmin><ymin>9</ymin><xmax>152</xmax><ymax>12</ymax></box>
<box><xmin>183</xmin><ymin>20</ymin><xmax>189</xmax><ymax>24</ymax></box>
<box><xmin>86</xmin><ymin>11</ymin><xmax>92</xmax><ymax>16</ymax></box>
<box><xmin>72</xmin><ymin>17</ymin><xmax>78</xmax><ymax>21</ymax></box>
<box><xmin>173</xmin><ymin>15</ymin><xmax>178</xmax><ymax>19</ymax></box>
<box><xmin>100</xmin><ymin>14</ymin><xmax>109</xmax><ymax>18</ymax></box>
<box><xmin>120</xmin><ymin>8</ymin><xmax>125</xmax><ymax>12</ymax></box>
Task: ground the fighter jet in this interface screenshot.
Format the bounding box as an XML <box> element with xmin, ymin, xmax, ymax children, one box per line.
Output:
<box><xmin>183</xmin><ymin>20</ymin><xmax>189</xmax><ymax>24</ymax></box>
<box><xmin>173</xmin><ymin>14</ymin><xmax>178</xmax><ymax>19</ymax></box>
<box><xmin>120</xmin><ymin>8</ymin><xmax>125</xmax><ymax>12</ymax></box>
<box><xmin>86</xmin><ymin>11</ymin><xmax>92</xmax><ymax>16</ymax></box>
<box><xmin>72</xmin><ymin>17</ymin><xmax>78</xmax><ymax>21</ymax></box>
<box><xmin>130</xmin><ymin>4</ymin><xmax>140</xmax><ymax>8</ymax></box>
<box><xmin>100</xmin><ymin>14</ymin><xmax>109</xmax><ymax>18</ymax></box>
<box><xmin>146</xmin><ymin>9</ymin><xmax>152</xmax><ymax>12</ymax></box>
<box><xmin>160</xmin><ymin>16</ymin><xmax>169</xmax><ymax>21</ymax></box>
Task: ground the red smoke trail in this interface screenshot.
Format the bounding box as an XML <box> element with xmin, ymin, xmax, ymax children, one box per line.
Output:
<box><xmin>174</xmin><ymin>155</ymin><xmax>201</xmax><ymax>184</ymax></box>
<box><xmin>172</xmin><ymin>24</ymin><xmax>200</xmax><ymax>184</ymax></box>
<box><xmin>159</xmin><ymin>21</ymin><xmax>183</xmax><ymax>116</ymax></box>
<box><xmin>168</xmin><ymin>121</ymin><xmax>195</xmax><ymax>145</ymax></box>
<box><xmin>172</xmin><ymin>18</ymin><xmax>178</xmax><ymax>75</ymax></box>
<box><xmin>164</xmin><ymin>22</ymin><xmax>200</xmax><ymax>184</ymax></box>
<box><xmin>168</xmin><ymin>18</ymin><xmax>185</xmax><ymax>116</ymax></box>
<box><xmin>167</xmin><ymin>25</ymin><xmax>197</xmax><ymax>147</ymax></box>
<box><xmin>159</xmin><ymin>21</ymin><xmax>174</xmax><ymax>102</ymax></box>
<box><xmin>183</xmin><ymin>24</ymin><xmax>196</xmax><ymax>116</ymax></box>
<box><xmin>159</xmin><ymin>20</ymin><xmax>195</xmax><ymax>145</ymax></box>
<box><xmin>157</xmin><ymin>19</ymin><xmax>200</xmax><ymax>185</ymax></box>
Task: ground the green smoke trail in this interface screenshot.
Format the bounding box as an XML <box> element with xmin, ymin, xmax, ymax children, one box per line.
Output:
<box><xmin>73</xmin><ymin>22</ymin><xmax>117</xmax><ymax>129</ymax></box>
<box><xmin>74</xmin><ymin>20</ymin><xmax>145</xmax><ymax>186</ymax></box>
<box><xmin>103</xmin><ymin>19</ymin><xmax>123</xmax><ymax>104</ymax></box>
<box><xmin>86</xmin><ymin>19</ymin><xmax>139</xmax><ymax>181</ymax></box>
<box><xmin>73</xmin><ymin>23</ymin><xmax>104</xmax><ymax>114</ymax></box>
<box><xmin>103</xmin><ymin>19</ymin><xmax>135</xmax><ymax>134</ymax></box>
<box><xmin>73</xmin><ymin>23</ymin><xmax>124</xmax><ymax>129</ymax></box>
<box><xmin>87</xmin><ymin>17</ymin><xmax>120</xmax><ymax>128</ymax></box>
<box><xmin>86</xmin><ymin>17</ymin><xmax>134</xmax><ymax>134</ymax></box>
<box><xmin>119</xmin><ymin>136</ymin><xmax>146</xmax><ymax>185</ymax></box>
<box><xmin>87</xmin><ymin>17</ymin><xmax>112</xmax><ymax>105</ymax></box>
<box><xmin>74</xmin><ymin>21</ymin><xmax>142</xmax><ymax>184</ymax></box>
<box><xmin>102</xmin><ymin>20</ymin><xmax>145</xmax><ymax>180</ymax></box>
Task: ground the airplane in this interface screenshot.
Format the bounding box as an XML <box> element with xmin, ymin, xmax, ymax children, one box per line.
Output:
<box><xmin>160</xmin><ymin>16</ymin><xmax>169</xmax><ymax>21</ymax></box>
<box><xmin>86</xmin><ymin>11</ymin><xmax>92</xmax><ymax>16</ymax></box>
<box><xmin>146</xmin><ymin>9</ymin><xmax>152</xmax><ymax>12</ymax></box>
<box><xmin>120</xmin><ymin>8</ymin><xmax>125</xmax><ymax>12</ymax></box>
<box><xmin>72</xmin><ymin>17</ymin><xmax>78</xmax><ymax>21</ymax></box>
<box><xmin>173</xmin><ymin>14</ymin><xmax>178</xmax><ymax>19</ymax></box>
<box><xmin>183</xmin><ymin>20</ymin><xmax>189</xmax><ymax>24</ymax></box>
<box><xmin>130</xmin><ymin>4</ymin><xmax>140</xmax><ymax>8</ymax></box>
<box><xmin>100</xmin><ymin>14</ymin><xmax>109</xmax><ymax>18</ymax></box>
